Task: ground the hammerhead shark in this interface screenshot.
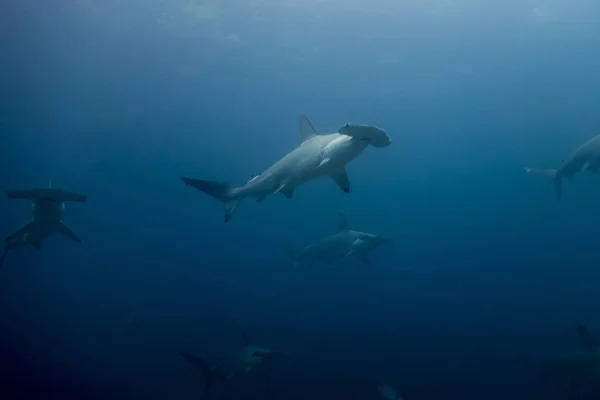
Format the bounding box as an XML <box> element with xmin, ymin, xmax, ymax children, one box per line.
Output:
<box><xmin>182</xmin><ymin>115</ymin><xmax>391</xmax><ymax>221</ymax></box>
<box><xmin>282</xmin><ymin>213</ymin><xmax>392</xmax><ymax>269</ymax></box>
<box><xmin>1</xmin><ymin>181</ymin><xmax>86</xmax><ymax>270</ymax></box>
<box><xmin>526</xmin><ymin>134</ymin><xmax>600</xmax><ymax>200</ymax></box>
<box><xmin>180</xmin><ymin>331</ymin><xmax>288</xmax><ymax>395</ymax></box>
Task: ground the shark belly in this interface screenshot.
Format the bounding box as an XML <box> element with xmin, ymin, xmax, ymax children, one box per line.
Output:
<box><xmin>239</xmin><ymin>143</ymin><xmax>328</xmax><ymax>198</ymax></box>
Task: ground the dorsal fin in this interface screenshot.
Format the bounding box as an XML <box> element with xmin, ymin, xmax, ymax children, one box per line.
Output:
<box><xmin>577</xmin><ymin>323</ymin><xmax>596</xmax><ymax>350</ymax></box>
<box><xmin>338</xmin><ymin>213</ymin><xmax>349</xmax><ymax>231</ymax></box>
<box><xmin>299</xmin><ymin>115</ymin><xmax>318</xmax><ymax>143</ymax></box>
<box><xmin>48</xmin><ymin>178</ymin><xmax>52</xmax><ymax>188</ymax></box>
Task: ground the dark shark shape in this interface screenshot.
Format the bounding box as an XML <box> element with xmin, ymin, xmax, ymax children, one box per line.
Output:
<box><xmin>282</xmin><ymin>213</ymin><xmax>392</xmax><ymax>269</ymax></box>
<box><xmin>525</xmin><ymin>134</ymin><xmax>600</xmax><ymax>200</ymax></box>
<box><xmin>541</xmin><ymin>324</ymin><xmax>600</xmax><ymax>389</ymax></box>
<box><xmin>180</xmin><ymin>332</ymin><xmax>288</xmax><ymax>395</ymax></box>
<box><xmin>1</xmin><ymin>181</ymin><xmax>86</xmax><ymax>272</ymax></box>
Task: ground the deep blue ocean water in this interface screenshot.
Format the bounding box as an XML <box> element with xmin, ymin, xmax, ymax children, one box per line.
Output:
<box><xmin>2</xmin><ymin>1</ymin><xmax>600</xmax><ymax>399</ymax></box>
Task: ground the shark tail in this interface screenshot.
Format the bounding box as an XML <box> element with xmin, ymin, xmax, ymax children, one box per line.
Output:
<box><xmin>524</xmin><ymin>168</ymin><xmax>561</xmax><ymax>200</ymax></box>
<box><xmin>180</xmin><ymin>352</ymin><xmax>217</xmax><ymax>394</ymax></box>
<box><xmin>0</xmin><ymin>248</ymin><xmax>9</xmax><ymax>272</ymax></box>
<box><xmin>281</xmin><ymin>245</ymin><xmax>300</xmax><ymax>270</ymax></box>
<box><xmin>181</xmin><ymin>177</ymin><xmax>238</xmax><ymax>222</ymax></box>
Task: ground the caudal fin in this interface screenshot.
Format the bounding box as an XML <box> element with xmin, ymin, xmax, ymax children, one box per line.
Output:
<box><xmin>553</xmin><ymin>178</ymin><xmax>563</xmax><ymax>201</ymax></box>
<box><xmin>524</xmin><ymin>168</ymin><xmax>562</xmax><ymax>200</ymax></box>
<box><xmin>281</xmin><ymin>245</ymin><xmax>301</xmax><ymax>270</ymax></box>
<box><xmin>180</xmin><ymin>352</ymin><xmax>217</xmax><ymax>393</ymax></box>
<box><xmin>0</xmin><ymin>249</ymin><xmax>9</xmax><ymax>271</ymax></box>
<box><xmin>181</xmin><ymin>177</ymin><xmax>238</xmax><ymax>222</ymax></box>
<box><xmin>7</xmin><ymin>188</ymin><xmax>86</xmax><ymax>203</ymax></box>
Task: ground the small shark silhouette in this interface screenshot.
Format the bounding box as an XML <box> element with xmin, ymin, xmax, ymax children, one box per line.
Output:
<box><xmin>1</xmin><ymin>181</ymin><xmax>86</xmax><ymax>271</ymax></box>
<box><xmin>180</xmin><ymin>331</ymin><xmax>288</xmax><ymax>395</ymax></box>
<box><xmin>526</xmin><ymin>134</ymin><xmax>600</xmax><ymax>200</ymax></box>
<box><xmin>282</xmin><ymin>213</ymin><xmax>392</xmax><ymax>269</ymax></box>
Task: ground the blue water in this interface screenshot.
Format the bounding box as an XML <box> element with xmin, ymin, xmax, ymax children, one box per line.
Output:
<box><xmin>2</xmin><ymin>1</ymin><xmax>600</xmax><ymax>399</ymax></box>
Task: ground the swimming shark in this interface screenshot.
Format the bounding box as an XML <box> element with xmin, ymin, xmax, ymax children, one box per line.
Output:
<box><xmin>540</xmin><ymin>324</ymin><xmax>600</xmax><ymax>390</ymax></box>
<box><xmin>525</xmin><ymin>134</ymin><xmax>600</xmax><ymax>200</ymax></box>
<box><xmin>1</xmin><ymin>181</ymin><xmax>86</xmax><ymax>270</ymax></box>
<box><xmin>181</xmin><ymin>115</ymin><xmax>391</xmax><ymax>222</ymax></box>
<box><xmin>180</xmin><ymin>331</ymin><xmax>288</xmax><ymax>395</ymax></box>
<box><xmin>282</xmin><ymin>213</ymin><xmax>392</xmax><ymax>269</ymax></box>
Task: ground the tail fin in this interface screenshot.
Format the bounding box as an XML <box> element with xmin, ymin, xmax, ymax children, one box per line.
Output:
<box><xmin>180</xmin><ymin>352</ymin><xmax>217</xmax><ymax>393</ymax></box>
<box><xmin>553</xmin><ymin>177</ymin><xmax>562</xmax><ymax>201</ymax></box>
<box><xmin>181</xmin><ymin>177</ymin><xmax>238</xmax><ymax>222</ymax></box>
<box><xmin>524</xmin><ymin>168</ymin><xmax>562</xmax><ymax>200</ymax></box>
<box><xmin>281</xmin><ymin>245</ymin><xmax>300</xmax><ymax>270</ymax></box>
<box><xmin>0</xmin><ymin>249</ymin><xmax>9</xmax><ymax>271</ymax></box>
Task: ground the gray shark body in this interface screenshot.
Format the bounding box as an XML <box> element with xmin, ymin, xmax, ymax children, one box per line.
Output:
<box><xmin>541</xmin><ymin>324</ymin><xmax>600</xmax><ymax>389</ymax></box>
<box><xmin>526</xmin><ymin>134</ymin><xmax>600</xmax><ymax>200</ymax></box>
<box><xmin>283</xmin><ymin>213</ymin><xmax>391</xmax><ymax>268</ymax></box>
<box><xmin>182</xmin><ymin>116</ymin><xmax>391</xmax><ymax>221</ymax></box>
<box><xmin>180</xmin><ymin>333</ymin><xmax>287</xmax><ymax>394</ymax></box>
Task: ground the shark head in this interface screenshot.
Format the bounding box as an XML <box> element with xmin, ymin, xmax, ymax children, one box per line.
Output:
<box><xmin>338</xmin><ymin>123</ymin><xmax>391</xmax><ymax>148</ymax></box>
<box><xmin>355</xmin><ymin>233</ymin><xmax>392</xmax><ymax>250</ymax></box>
<box><xmin>243</xmin><ymin>345</ymin><xmax>289</xmax><ymax>366</ymax></box>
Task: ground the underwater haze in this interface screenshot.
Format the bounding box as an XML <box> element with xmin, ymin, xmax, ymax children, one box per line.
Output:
<box><xmin>2</xmin><ymin>0</ymin><xmax>600</xmax><ymax>399</ymax></box>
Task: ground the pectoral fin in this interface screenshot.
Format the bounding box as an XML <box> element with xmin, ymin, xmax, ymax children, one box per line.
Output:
<box><xmin>55</xmin><ymin>223</ymin><xmax>82</xmax><ymax>243</ymax></box>
<box><xmin>274</xmin><ymin>184</ymin><xmax>294</xmax><ymax>199</ymax></box>
<box><xmin>329</xmin><ymin>168</ymin><xmax>350</xmax><ymax>193</ymax></box>
<box><xmin>318</xmin><ymin>158</ymin><xmax>331</xmax><ymax>169</ymax></box>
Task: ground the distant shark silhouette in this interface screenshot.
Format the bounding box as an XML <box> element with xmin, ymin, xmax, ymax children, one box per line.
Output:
<box><xmin>1</xmin><ymin>180</ymin><xmax>86</xmax><ymax>271</ymax></box>
<box><xmin>540</xmin><ymin>324</ymin><xmax>600</xmax><ymax>390</ymax></box>
<box><xmin>526</xmin><ymin>134</ymin><xmax>600</xmax><ymax>200</ymax></box>
<box><xmin>181</xmin><ymin>115</ymin><xmax>391</xmax><ymax>221</ymax></box>
<box><xmin>282</xmin><ymin>213</ymin><xmax>392</xmax><ymax>269</ymax></box>
<box><xmin>180</xmin><ymin>331</ymin><xmax>288</xmax><ymax>396</ymax></box>
<box><xmin>377</xmin><ymin>383</ymin><xmax>403</xmax><ymax>400</ymax></box>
